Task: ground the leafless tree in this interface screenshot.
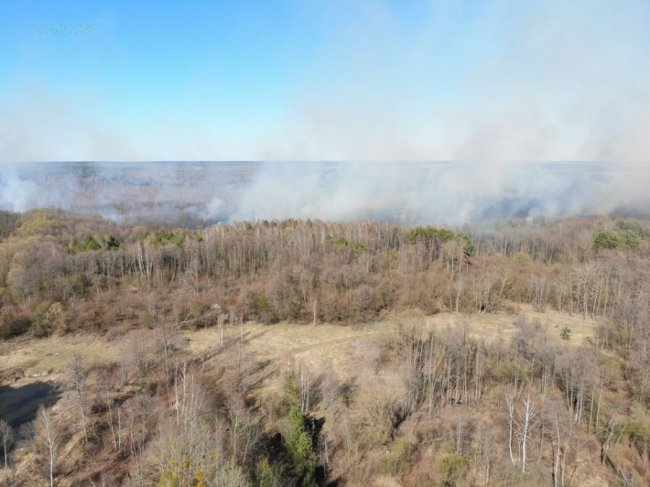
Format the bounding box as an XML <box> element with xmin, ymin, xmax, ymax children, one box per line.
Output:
<box><xmin>37</xmin><ymin>406</ymin><xmax>59</xmax><ymax>487</ymax></box>
<box><xmin>0</xmin><ymin>419</ymin><xmax>14</xmax><ymax>468</ymax></box>
<box><xmin>97</xmin><ymin>366</ymin><xmax>120</xmax><ymax>451</ymax></box>
<box><xmin>599</xmin><ymin>414</ymin><xmax>624</xmax><ymax>468</ymax></box>
<box><xmin>68</xmin><ymin>351</ymin><xmax>88</xmax><ymax>443</ymax></box>
<box><xmin>300</xmin><ymin>365</ymin><xmax>311</xmax><ymax>413</ymax></box>
<box><xmin>519</xmin><ymin>393</ymin><xmax>536</xmax><ymax>473</ymax></box>
<box><xmin>505</xmin><ymin>389</ymin><xmax>517</xmax><ymax>468</ymax></box>
<box><xmin>156</xmin><ymin>318</ymin><xmax>178</xmax><ymax>384</ymax></box>
<box><xmin>551</xmin><ymin>406</ymin><xmax>573</xmax><ymax>487</ymax></box>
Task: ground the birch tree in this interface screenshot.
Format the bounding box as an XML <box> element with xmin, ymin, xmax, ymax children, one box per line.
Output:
<box><xmin>37</xmin><ymin>406</ymin><xmax>59</xmax><ymax>487</ymax></box>
<box><xmin>519</xmin><ymin>393</ymin><xmax>536</xmax><ymax>474</ymax></box>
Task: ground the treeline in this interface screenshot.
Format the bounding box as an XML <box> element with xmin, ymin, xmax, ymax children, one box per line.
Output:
<box><xmin>1</xmin><ymin>210</ymin><xmax>649</xmax><ymax>338</ymax></box>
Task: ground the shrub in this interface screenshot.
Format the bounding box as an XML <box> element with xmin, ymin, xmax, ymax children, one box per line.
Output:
<box><xmin>32</xmin><ymin>301</ymin><xmax>67</xmax><ymax>337</ymax></box>
<box><xmin>151</xmin><ymin>230</ymin><xmax>186</xmax><ymax>247</ymax></box>
<box><xmin>560</xmin><ymin>326</ymin><xmax>572</xmax><ymax>341</ymax></box>
<box><xmin>594</xmin><ymin>228</ymin><xmax>640</xmax><ymax>251</ymax></box>
<box><xmin>616</xmin><ymin>220</ymin><xmax>650</xmax><ymax>238</ymax></box>
<box><xmin>256</xmin><ymin>457</ymin><xmax>276</xmax><ymax>487</ymax></box>
<box><xmin>255</xmin><ymin>295</ymin><xmax>278</xmax><ymax>324</ymax></box>
<box><xmin>405</xmin><ymin>227</ymin><xmax>474</xmax><ymax>256</ymax></box>
<box><xmin>101</xmin><ymin>235</ymin><xmax>121</xmax><ymax>249</ymax></box>
<box><xmin>283</xmin><ymin>370</ymin><xmax>299</xmax><ymax>403</ymax></box>
<box><xmin>16</xmin><ymin>212</ymin><xmax>62</xmax><ymax>237</ymax></box>
<box><xmin>514</xmin><ymin>251</ymin><xmax>530</xmax><ymax>262</ymax></box>
<box><xmin>0</xmin><ymin>310</ymin><xmax>31</xmax><ymax>338</ymax></box>
<box><xmin>381</xmin><ymin>436</ymin><xmax>411</xmax><ymax>475</ymax></box>
<box><xmin>83</xmin><ymin>235</ymin><xmax>102</xmax><ymax>251</ymax></box>
<box><xmin>405</xmin><ymin>226</ymin><xmax>455</xmax><ymax>244</ymax></box>
<box><xmin>285</xmin><ymin>405</ymin><xmax>314</xmax><ymax>479</ymax></box>
<box><xmin>439</xmin><ymin>453</ymin><xmax>467</xmax><ymax>487</ymax></box>
<box><xmin>625</xmin><ymin>405</ymin><xmax>650</xmax><ymax>459</ymax></box>
<box><xmin>326</xmin><ymin>235</ymin><xmax>349</xmax><ymax>247</ymax></box>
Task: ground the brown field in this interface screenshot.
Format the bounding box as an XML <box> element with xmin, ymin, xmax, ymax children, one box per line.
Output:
<box><xmin>1</xmin><ymin>303</ymin><xmax>598</xmax><ymax>391</ymax></box>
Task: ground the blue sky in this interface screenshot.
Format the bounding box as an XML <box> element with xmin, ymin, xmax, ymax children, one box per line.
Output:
<box><xmin>1</xmin><ymin>0</ymin><xmax>649</xmax><ymax>161</ymax></box>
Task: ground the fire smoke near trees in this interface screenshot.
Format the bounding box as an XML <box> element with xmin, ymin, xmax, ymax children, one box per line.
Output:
<box><xmin>0</xmin><ymin>161</ymin><xmax>648</xmax><ymax>226</ymax></box>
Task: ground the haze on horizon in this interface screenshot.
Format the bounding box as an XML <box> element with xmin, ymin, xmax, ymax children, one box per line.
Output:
<box><xmin>1</xmin><ymin>1</ymin><xmax>650</xmax><ymax>224</ymax></box>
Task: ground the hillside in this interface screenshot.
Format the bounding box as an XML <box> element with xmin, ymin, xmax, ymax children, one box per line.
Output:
<box><xmin>0</xmin><ymin>210</ymin><xmax>649</xmax><ymax>486</ymax></box>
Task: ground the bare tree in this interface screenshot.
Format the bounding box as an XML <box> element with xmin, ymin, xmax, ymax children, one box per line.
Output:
<box><xmin>300</xmin><ymin>365</ymin><xmax>311</xmax><ymax>413</ymax></box>
<box><xmin>124</xmin><ymin>330</ymin><xmax>147</xmax><ymax>386</ymax></box>
<box><xmin>68</xmin><ymin>351</ymin><xmax>88</xmax><ymax>443</ymax></box>
<box><xmin>599</xmin><ymin>414</ymin><xmax>623</xmax><ymax>467</ymax></box>
<box><xmin>217</xmin><ymin>314</ymin><xmax>225</xmax><ymax>347</ymax></box>
<box><xmin>37</xmin><ymin>406</ymin><xmax>59</xmax><ymax>487</ymax></box>
<box><xmin>98</xmin><ymin>366</ymin><xmax>119</xmax><ymax>451</ymax></box>
<box><xmin>0</xmin><ymin>419</ymin><xmax>14</xmax><ymax>468</ymax></box>
<box><xmin>551</xmin><ymin>405</ymin><xmax>573</xmax><ymax>487</ymax></box>
<box><xmin>156</xmin><ymin>318</ymin><xmax>178</xmax><ymax>384</ymax></box>
<box><xmin>505</xmin><ymin>389</ymin><xmax>517</xmax><ymax>468</ymax></box>
<box><xmin>519</xmin><ymin>393</ymin><xmax>536</xmax><ymax>473</ymax></box>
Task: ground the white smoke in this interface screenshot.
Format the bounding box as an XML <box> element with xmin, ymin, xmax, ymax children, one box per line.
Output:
<box><xmin>0</xmin><ymin>167</ymin><xmax>39</xmax><ymax>213</ymax></box>
<box><xmin>228</xmin><ymin>162</ymin><xmax>625</xmax><ymax>224</ymax></box>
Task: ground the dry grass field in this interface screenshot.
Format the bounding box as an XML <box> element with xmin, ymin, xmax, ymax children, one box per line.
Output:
<box><xmin>0</xmin><ymin>303</ymin><xmax>599</xmax><ymax>392</ymax></box>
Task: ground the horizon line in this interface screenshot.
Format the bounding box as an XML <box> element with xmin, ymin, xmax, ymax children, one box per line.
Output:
<box><xmin>0</xmin><ymin>160</ymin><xmax>623</xmax><ymax>165</ymax></box>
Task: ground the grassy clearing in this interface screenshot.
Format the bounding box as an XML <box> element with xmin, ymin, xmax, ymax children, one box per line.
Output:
<box><xmin>0</xmin><ymin>333</ymin><xmax>121</xmax><ymax>380</ymax></box>
<box><xmin>0</xmin><ymin>306</ymin><xmax>599</xmax><ymax>387</ymax></box>
<box><xmin>423</xmin><ymin>303</ymin><xmax>600</xmax><ymax>344</ymax></box>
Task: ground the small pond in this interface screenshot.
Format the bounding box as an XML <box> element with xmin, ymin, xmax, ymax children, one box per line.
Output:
<box><xmin>0</xmin><ymin>381</ymin><xmax>61</xmax><ymax>429</ymax></box>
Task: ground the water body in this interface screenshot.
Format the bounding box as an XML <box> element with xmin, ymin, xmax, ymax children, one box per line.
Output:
<box><xmin>0</xmin><ymin>161</ymin><xmax>646</xmax><ymax>225</ymax></box>
<box><xmin>0</xmin><ymin>381</ymin><xmax>61</xmax><ymax>429</ymax></box>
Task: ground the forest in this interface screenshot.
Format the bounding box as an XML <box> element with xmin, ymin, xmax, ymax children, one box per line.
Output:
<box><xmin>0</xmin><ymin>209</ymin><xmax>650</xmax><ymax>486</ymax></box>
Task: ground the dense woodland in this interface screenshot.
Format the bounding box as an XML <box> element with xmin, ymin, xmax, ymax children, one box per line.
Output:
<box><xmin>1</xmin><ymin>209</ymin><xmax>650</xmax><ymax>486</ymax></box>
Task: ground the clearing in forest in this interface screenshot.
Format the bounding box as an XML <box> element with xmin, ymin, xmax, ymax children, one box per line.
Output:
<box><xmin>0</xmin><ymin>304</ymin><xmax>599</xmax><ymax>389</ymax></box>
